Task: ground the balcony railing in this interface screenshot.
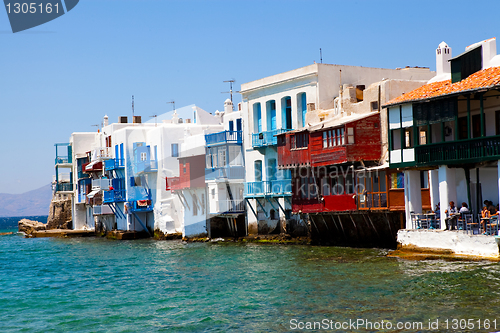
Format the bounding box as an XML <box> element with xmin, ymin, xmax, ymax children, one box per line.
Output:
<box><xmin>415</xmin><ymin>135</ymin><xmax>500</xmax><ymax>166</ymax></box>
<box><xmin>93</xmin><ymin>205</ymin><xmax>114</xmax><ymax>215</ymax></box>
<box><xmin>128</xmin><ymin>200</ymin><xmax>153</xmax><ymax>212</ymax></box>
<box><xmin>252</xmin><ymin>128</ymin><xmax>292</xmax><ymax>148</ymax></box>
<box><xmin>212</xmin><ymin>200</ymin><xmax>245</xmax><ymax>214</ymax></box>
<box><xmin>205</xmin><ymin>166</ymin><xmax>245</xmax><ymax>181</ymax></box>
<box><xmin>55</xmin><ymin>143</ymin><xmax>72</xmax><ymax>165</ymax></box>
<box><xmin>244</xmin><ymin>179</ymin><xmax>292</xmax><ymax>197</ymax></box>
<box><xmin>105</xmin><ymin>158</ymin><xmax>125</xmax><ymax>170</ymax></box>
<box><xmin>103</xmin><ymin>189</ymin><xmax>126</xmax><ymax>203</ymax></box>
<box><xmin>55</xmin><ymin>183</ymin><xmax>73</xmax><ymax>192</ymax></box>
<box><xmin>92</xmin><ymin>178</ymin><xmax>111</xmax><ymax>190</ymax></box>
<box><xmin>205</xmin><ymin>130</ymin><xmax>242</xmax><ymax>146</ymax></box>
<box><xmin>135</xmin><ymin>160</ymin><xmax>158</xmax><ymax>174</ymax></box>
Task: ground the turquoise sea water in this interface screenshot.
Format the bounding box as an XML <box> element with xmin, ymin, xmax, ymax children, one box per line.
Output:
<box><xmin>2</xmin><ymin>218</ymin><xmax>500</xmax><ymax>332</ymax></box>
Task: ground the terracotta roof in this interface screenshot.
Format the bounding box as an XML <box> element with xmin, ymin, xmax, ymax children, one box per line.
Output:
<box><xmin>384</xmin><ymin>66</ymin><xmax>500</xmax><ymax>107</ymax></box>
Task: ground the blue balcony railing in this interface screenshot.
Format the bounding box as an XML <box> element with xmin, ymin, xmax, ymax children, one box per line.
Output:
<box><xmin>205</xmin><ymin>166</ymin><xmax>245</xmax><ymax>181</ymax></box>
<box><xmin>128</xmin><ymin>200</ymin><xmax>153</xmax><ymax>212</ymax></box>
<box><xmin>135</xmin><ymin>160</ymin><xmax>158</xmax><ymax>174</ymax></box>
<box><xmin>55</xmin><ymin>143</ymin><xmax>72</xmax><ymax>165</ymax></box>
<box><xmin>105</xmin><ymin>158</ymin><xmax>125</xmax><ymax>171</ymax></box>
<box><xmin>55</xmin><ymin>183</ymin><xmax>73</xmax><ymax>192</ymax></box>
<box><xmin>244</xmin><ymin>179</ymin><xmax>292</xmax><ymax>197</ymax></box>
<box><xmin>103</xmin><ymin>189</ymin><xmax>126</xmax><ymax>203</ymax></box>
<box><xmin>252</xmin><ymin>128</ymin><xmax>292</xmax><ymax>148</ymax></box>
<box><xmin>205</xmin><ymin>130</ymin><xmax>242</xmax><ymax>146</ymax></box>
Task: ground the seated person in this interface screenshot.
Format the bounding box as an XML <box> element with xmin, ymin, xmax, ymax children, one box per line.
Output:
<box><xmin>487</xmin><ymin>201</ymin><xmax>497</xmax><ymax>216</ymax></box>
<box><xmin>459</xmin><ymin>202</ymin><xmax>469</xmax><ymax>214</ymax></box>
<box><xmin>445</xmin><ymin>201</ymin><xmax>458</xmax><ymax>230</ymax></box>
<box><xmin>481</xmin><ymin>206</ymin><xmax>491</xmax><ymax>232</ymax></box>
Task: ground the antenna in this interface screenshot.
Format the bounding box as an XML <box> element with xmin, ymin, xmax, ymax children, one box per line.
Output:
<box><xmin>222</xmin><ymin>79</ymin><xmax>240</xmax><ymax>110</ymax></box>
<box><xmin>91</xmin><ymin>124</ymin><xmax>99</xmax><ymax>132</ymax></box>
<box><xmin>167</xmin><ymin>100</ymin><xmax>175</xmax><ymax>111</ymax></box>
<box><xmin>132</xmin><ymin>95</ymin><xmax>135</xmax><ymax>119</ymax></box>
<box><xmin>150</xmin><ymin>114</ymin><xmax>158</xmax><ymax>127</ymax></box>
<box><xmin>320</xmin><ymin>48</ymin><xmax>322</xmax><ymax>63</ymax></box>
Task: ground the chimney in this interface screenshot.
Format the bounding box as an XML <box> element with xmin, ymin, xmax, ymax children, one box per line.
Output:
<box><xmin>436</xmin><ymin>41</ymin><xmax>452</xmax><ymax>77</ymax></box>
<box><xmin>224</xmin><ymin>98</ymin><xmax>233</xmax><ymax>114</ymax></box>
<box><xmin>103</xmin><ymin>115</ymin><xmax>109</xmax><ymax>127</ymax></box>
<box><xmin>119</xmin><ymin>116</ymin><xmax>128</xmax><ymax>123</ymax></box>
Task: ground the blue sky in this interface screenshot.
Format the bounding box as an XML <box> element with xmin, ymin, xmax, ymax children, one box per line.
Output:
<box><xmin>1</xmin><ymin>0</ymin><xmax>499</xmax><ymax>194</ymax></box>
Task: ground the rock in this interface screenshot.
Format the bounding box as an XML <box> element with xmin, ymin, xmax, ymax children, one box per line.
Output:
<box><xmin>0</xmin><ymin>232</ymin><xmax>13</xmax><ymax>236</ymax></box>
<box><xmin>46</xmin><ymin>197</ymin><xmax>72</xmax><ymax>229</ymax></box>
<box><xmin>18</xmin><ymin>219</ymin><xmax>47</xmax><ymax>235</ymax></box>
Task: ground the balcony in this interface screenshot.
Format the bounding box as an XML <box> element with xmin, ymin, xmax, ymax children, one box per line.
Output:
<box><xmin>205</xmin><ymin>130</ymin><xmax>242</xmax><ymax>146</ymax></box>
<box><xmin>105</xmin><ymin>158</ymin><xmax>125</xmax><ymax>171</ymax></box>
<box><xmin>55</xmin><ymin>143</ymin><xmax>72</xmax><ymax>165</ymax></box>
<box><xmin>135</xmin><ymin>160</ymin><xmax>158</xmax><ymax>174</ymax></box>
<box><xmin>252</xmin><ymin>129</ymin><xmax>292</xmax><ymax>148</ymax></box>
<box><xmin>55</xmin><ymin>183</ymin><xmax>73</xmax><ymax>192</ymax></box>
<box><xmin>92</xmin><ymin>178</ymin><xmax>111</xmax><ymax>190</ymax></box>
<box><xmin>205</xmin><ymin>166</ymin><xmax>245</xmax><ymax>181</ymax></box>
<box><xmin>244</xmin><ymin>179</ymin><xmax>292</xmax><ymax>197</ymax></box>
<box><xmin>103</xmin><ymin>189</ymin><xmax>126</xmax><ymax>203</ymax></box>
<box><xmin>93</xmin><ymin>205</ymin><xmax>114</xmax><ymax>215</ymax></box>
<box><xmin>415</xmin><ymin>135</ymin><xmax>500</xmax><ymax>166</ymax></box>
<box><xmin>128</xmin><ymin>200</ymin><xmax>153</xmax><ymax>212</ymax></box>
<box><xmin>211</xmin><ymin>200</ymin><xmax>245</xmax><ymax>214</ymax></box>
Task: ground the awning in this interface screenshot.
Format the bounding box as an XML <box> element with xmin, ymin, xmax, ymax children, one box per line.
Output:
<box><xmin>86</xmin><ymin>189</ymin><xmax>101</xmax><ymax>198</ymax></box>
<box><xmin>85</xmin><ymin>160</ymin><xmax>99</xmax><ymax>171</ymax></box>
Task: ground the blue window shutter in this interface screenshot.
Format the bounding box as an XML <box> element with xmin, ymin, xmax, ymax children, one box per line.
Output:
<box><xmin>301</xmin><ymin>93</ymin><xmax>307</xmax><ymax>127</ymax></box>
<box><xmin>236</xmin><ymin>119</ymin><xmax>242</xmax><ymax>131</ymax></box>
<box><xmin>229</xmin><ymin>121</ymin><xmax>234</xmax><ymax>132</ymax></box>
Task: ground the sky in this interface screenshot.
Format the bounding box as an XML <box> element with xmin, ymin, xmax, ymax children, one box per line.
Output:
<box><xmin>1</xmin><ymin>0</ymin><xmax>499</xmax><ymax>194</ymax></box>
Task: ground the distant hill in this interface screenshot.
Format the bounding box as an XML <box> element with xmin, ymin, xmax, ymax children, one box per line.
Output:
<box><xmin>0</xmin><ymin>184</ymin><xmax>53</xmax><ymax>217</ymax></box>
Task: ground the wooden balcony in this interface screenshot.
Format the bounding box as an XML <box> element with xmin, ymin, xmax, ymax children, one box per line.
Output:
<box><xmin>415</xmin><ymin>135</ymin><xmax>500</xmax><ymax>166</ymax></box>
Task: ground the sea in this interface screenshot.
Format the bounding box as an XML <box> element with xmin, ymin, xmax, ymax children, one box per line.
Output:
<box><xmin>2</xmin><ymin>216</ymin><xmax>500</xmax><ymax>332</ymax></box>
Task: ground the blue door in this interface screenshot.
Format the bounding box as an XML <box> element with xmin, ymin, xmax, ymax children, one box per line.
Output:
<box><xmin>229</xmin><ymin>121</ymin><xmax>234</xmax><ymax>132</ymax></box>
<box><xmin>236</xmin><ymin>118</ymin><xmax>242</xmax><ymax>131</ymax></box>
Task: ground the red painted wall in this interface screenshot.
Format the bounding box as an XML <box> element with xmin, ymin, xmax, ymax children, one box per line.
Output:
<box><xmin>277</xmin><ymin>132</ymin><xmax>311</xmax><ymax>168</ymax></box>
<box><xmin>178</xmin><ymin>155</ymin><xmax>206</xmax><ymax>189</ymax></box>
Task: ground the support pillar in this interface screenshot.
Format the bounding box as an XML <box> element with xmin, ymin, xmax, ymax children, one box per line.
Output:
<box><xmin>429</xmin><ymin>169</ymin><xmax>440</xmax><ymax>210</ymax></box>
<box><xmin>404</xmin><ymin>170</ymin><xmax>422</xmax><ymax>229</ymax></box>
<box><xmin>497</xmin><ymin>162</ymin><xmax>500</xmax><ymax>210</ymax></box>
<box><xmin>438</xmin><ymin>165</ymin><xmax>457</xmax><ymax>230</ymax></box>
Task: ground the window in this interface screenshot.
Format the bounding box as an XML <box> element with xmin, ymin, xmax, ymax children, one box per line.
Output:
<box><xmin>371</xmin><ymin>101</ymin><xmax>379</xmax><ymax>111</ymax></box>
<box><xmin>282</xmin><ymin>96</ymin><xmax>292</xmax><ymax>130</ymax></box>
<box><xmin>254</xmin><ymin>161</ymin><xmax>262</xmax><ymax>181</ymax></box>
<box><xmin>229</xmin><ymin>146</ymin><xmax>243</xmax><ymax>166</ymax></box>
<box><xmin>404</xmin><ymin>128</ymin><xmax>413</xmax><ymax>148</ymax></box>
<box><xmin>211</xmin><ymin>188</ymin><xmax>215</xmax><ymax>199</ymax></box>
<box><xmin>267</xmin><ymin>100</ymin><xmax>276</xmax><ymax>131</ymax></box>
<box><xmin>253</xmin><ymin>103</ymin><xmax>262</xmax><ymax>132</ymax></box>
<box><xmin>392</xmin><ymin>129</ymin><xmax>402</xmax><ymax>150</ymax></box>
<box><xmin>340</xmin><ymin>128</ymin><xmax>345</xmax><ymax>145</ymax></box>
<box><xmin>171</xmin><ymin>143</ymin><xmax>179</xmax><ymax>157</ymax></box>
<box><xmin>206</xmin><ymin>151</ymin><xmax>212</xmax><ymax>168</ymax></box>
<box><xmin>292</xmin><ymin>133</ymin><xmax>308</xmax><ymax>149</ymax></box>
<box><xmin>218</xmin><ymin>149</ymin><xmax>226</xmax><ymax>167</ymax></box>
<box><xmin>347</xmin><ymin>127</ymin><xmax>354</xmax><ymax>144</ymax></box>
<box><xmin>419</xmin><ymin>129</ymin><xmax>427</xmax><ymax>145</ymax></box>
<box><xmin>323</xmin><ymin>132</ymin><xmax>328</xmax><ymax>148</ymax></box>
<box><xmin>140</xmin><ymin>152</ymin><xmax>147</xmax><ymax>161</ymax></box>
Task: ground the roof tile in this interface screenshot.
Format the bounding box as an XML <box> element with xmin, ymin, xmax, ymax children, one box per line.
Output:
<box><xmin>385</xmin><ymin>66</ymin><xmax>500</xmax><ymax>106</ymax></box>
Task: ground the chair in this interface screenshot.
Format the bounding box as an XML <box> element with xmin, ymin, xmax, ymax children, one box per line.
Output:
<box><xmin>463</xmin><ymin>213</ymin><xmax>477</xmax><ymax>234</ymax></box>
<box><xmin>457</xmin><ymin>214</ymin><xmax>466</xmax><ymax>231</ymax></box>
<box><xmin>486</xmin><ymin>216</ymin><xmax>499</xmax><ymax>235</ymax></box>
